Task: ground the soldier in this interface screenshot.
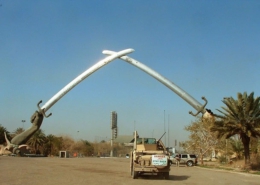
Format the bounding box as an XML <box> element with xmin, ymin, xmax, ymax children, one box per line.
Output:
<box><xmin>175</xmin><ymin>154</ymin><xmax>180</xmax><ymax>167</ymax></box>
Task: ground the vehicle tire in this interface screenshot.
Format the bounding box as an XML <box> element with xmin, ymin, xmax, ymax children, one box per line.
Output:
<box><xmin>164</xmin><ymin>172</ymin><xmax>169</xmax><ymax>180</ymax></box>
<box><xmin>131</xmin><ymin>164</ymin><xmax>138</xmax><ymax>179</ymax></box>
<box><xmin>130</xmin><ymin>155</ymin><xmax>133</xmax><ymax>175</ymax></box>
<box><xmin>132</xmin><ymin>170</ymin><xmax>138</xmax><ymax>179</ymax></box>
<box><xmin>186</xmin><ymin>161</ymin><xmax>194</xmax><ymax>167</ymax></box>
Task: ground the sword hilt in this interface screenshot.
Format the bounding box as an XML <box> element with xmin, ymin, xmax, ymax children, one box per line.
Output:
<box><xmin>37</xmin><ymin>100</ymin><xmax>52</xmax><ymax>118</ymax></box>
<box><xmin>189</xmin><ymin>96</ymin><xmax>208</xmax><ymax>116</ymax></box>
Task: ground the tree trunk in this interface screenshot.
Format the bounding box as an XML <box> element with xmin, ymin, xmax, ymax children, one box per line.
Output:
<box><xmin>200</xmin><ymin>149</ymin><xmax>204</xmax><ymax>165</ymax></box>
<box><xmin>240</xmin><ymin>133</ymin><xmax>250</xmax><ymax>166</ymax></box>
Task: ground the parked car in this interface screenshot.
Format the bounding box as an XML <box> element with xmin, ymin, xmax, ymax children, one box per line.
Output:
<box><xmin>170</xmin><ymin>154</ymin><xmax>197</xmax><ymax>167</ymax></box>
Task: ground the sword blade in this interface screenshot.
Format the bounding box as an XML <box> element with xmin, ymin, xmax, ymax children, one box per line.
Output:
<box><xmin>103</xmin><ymin>50</ymin><xmax>205</xmax><ymax>114</ymax></box>
<box><xmin>40</xmin><ymin>48</ymin><xmax>134</xmax><ymax>113</ymax></box>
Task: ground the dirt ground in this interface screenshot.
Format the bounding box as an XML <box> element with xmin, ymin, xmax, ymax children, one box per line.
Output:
<box><xmin>1</xmin><ymin>156</ymin><xmax>260</xmax><ymax>185</ymax></box>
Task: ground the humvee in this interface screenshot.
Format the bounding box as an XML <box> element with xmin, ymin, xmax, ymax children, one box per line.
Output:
<box><xmin>130</xmin><ymin>131</ymin><xmax>170</xmax><ymax>179</ymax></box>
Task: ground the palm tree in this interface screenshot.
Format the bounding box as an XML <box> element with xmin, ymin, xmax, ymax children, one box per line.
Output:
<box><xmin>45</xmin><ymin>134</ymin><xmax>55</xmax><ymax>156</ymax></box>
<box><xmin>211</xmin><ymin>92</ymin><xmax>260</xmax><ymax>166</ymax></box>
<box><xmin>0</xmin><ymin>124</ymin><xmax>10</xmax><ymax>144</ymax></box>
<box><xmin>27</xmin><ymin>129</ymin><xmax>46</xmax><ymax>154</ymax></box>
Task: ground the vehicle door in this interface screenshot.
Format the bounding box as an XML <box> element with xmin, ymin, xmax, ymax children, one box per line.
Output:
<box><xmin>180</xmin><ymin>154</ymin><xmax>188</xmax><ymax>164</ymax></box>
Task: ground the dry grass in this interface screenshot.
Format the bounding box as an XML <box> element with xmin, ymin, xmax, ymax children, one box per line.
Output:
<box><xmin>250</xmin><ymin>155</ymin><xmax>260</xmax><ymax>171</ymax></box>
<box><xmin>198</xmin><ymin>159</ymin><xmax>260</xmax><ymax>175</ymax></box>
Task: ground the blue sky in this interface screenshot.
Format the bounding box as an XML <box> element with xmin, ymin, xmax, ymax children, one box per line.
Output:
<box><xmin>1</xmin><ymin>0</ymin><xmax>260</xmax><ymax>147</ymax></box>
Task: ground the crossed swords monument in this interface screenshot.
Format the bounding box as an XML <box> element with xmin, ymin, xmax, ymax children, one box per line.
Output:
<box><xmin>4</xmin><ymin>48</ymin><xmax>213</xmax><ymax>155</ymax></box>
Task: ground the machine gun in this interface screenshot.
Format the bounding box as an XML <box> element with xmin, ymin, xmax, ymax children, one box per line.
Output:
<box><xmin>157</xmin><ymin>132</ymin><xmax>166</xmax><ymax>142</ymax></box>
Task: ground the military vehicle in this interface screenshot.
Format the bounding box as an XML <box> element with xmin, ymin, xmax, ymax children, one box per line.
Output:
<box><xmin>130</xmin><ymin>131</ymin><xmax>170</xmax><ymax>179</ymax></box>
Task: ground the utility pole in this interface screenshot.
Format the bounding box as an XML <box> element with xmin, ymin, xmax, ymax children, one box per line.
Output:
<box><xmin>168</xmin><ymin>114</ymin><xmax>170</xmax><ymax>148</ymax></box>
<box><xmin>226</xmin><ymin>139</ymin><xmax>228</xmax><ymax>162</ymax></box>
<box><xmin>110</xmin><ymin>130</ymin><xmax>113</xmax><ymax>157</ymax></box>
<box><xmin>77</xmin><ymin>131</ymin><xmax>79</xmax><ymax>157</ymax></box>
<box><xmin>164</xmin><ymin>110</ymin><xmax>166</xmax><ymax>146</ymax></box>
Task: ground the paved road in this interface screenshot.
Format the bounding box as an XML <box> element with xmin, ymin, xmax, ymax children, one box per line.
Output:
<box><xmin>1</xmin><ymin>156</ymin><xmax>259</xmax><ymax>185</ymax></box>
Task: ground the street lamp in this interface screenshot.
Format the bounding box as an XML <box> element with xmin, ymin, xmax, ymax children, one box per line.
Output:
<box><xmin>21</xmin><ymin>120</ymin><xmax>26</xmax><ymax>129</ymax></box>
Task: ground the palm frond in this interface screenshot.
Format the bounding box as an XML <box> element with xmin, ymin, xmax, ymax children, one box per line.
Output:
<box><xmin>212</xmin><ymin>92</ymin><xmax>260</xmax><ymax>141</ymax></box>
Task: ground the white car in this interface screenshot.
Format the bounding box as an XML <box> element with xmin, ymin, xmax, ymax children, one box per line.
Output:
<box><xmin>170</xmin><ymin>154</ymin><xmax>198</xmax><ymax>167</ymax></box>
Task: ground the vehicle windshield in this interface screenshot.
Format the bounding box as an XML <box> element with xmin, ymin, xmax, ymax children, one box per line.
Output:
<box><xmin>171</xmin><ymin>154</ymin><xmax>176</xmax><ymax>158</ymax></box>
<box><xmin>136</xmin><ymin>138</ymin><xmax>156</xmax><ymax>144</ymax></box>
<box><xmin>144</xmin><ymin>138</ymin><xmax>156</xmax><ymax>144</ymax></box>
